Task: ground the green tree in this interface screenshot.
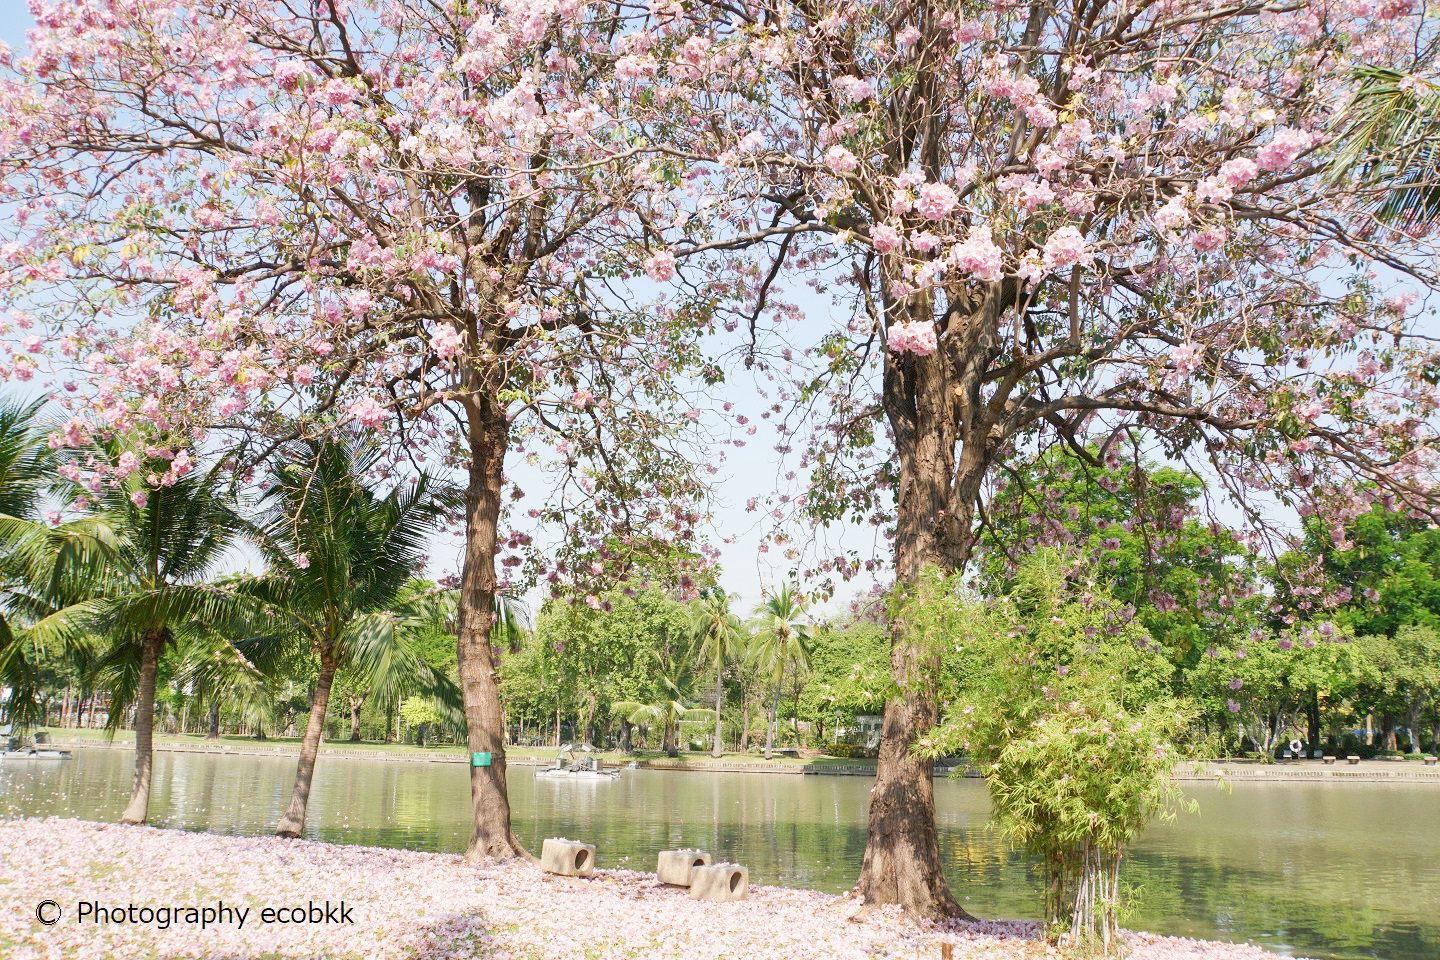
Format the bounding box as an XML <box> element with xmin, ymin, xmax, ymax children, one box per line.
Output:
<box><xmin>798</xmin><ymin>618</ymin><xmax>891</xmax><ymax>746</ymax></box>
<box><xmin>521</xmin><ymin>582</ymin><xmax>697</xmax><ymax>749</ymax></box>
<box><xmin>1191</xmin><ymin>630</ymin><xmax>1366</xmax><ymax>755</ymax></box>
<box><xmin>690</xmin><ymin>588</ymin><xmax>745</xmax><ymax>756</ymax></box>
<box><xmin>240</xmin><ymin>440</ymin><xmax>457</xmax><ymax>837</ymax></box>
<box><xmin>1352</xmin><ymin>626</ymin><xmax>1440</xmax><ymax>753</ymax></box>
<box><xmin>981</xmin><ymin>449</ymin><xmax>1263</xmax><ymax>679</ymax></box>
<box><xmin>28</xmin><ymin>446</ymin><xmax>246</xmax><ymax>825</ymax></box>
<box><xmin>1288</xmin><ymin>506</ymin><xmax>1440</xmax><ymax>749</ymax></box>
<box><xmin>922</xmin><ymin>552</ymin><xmax>1188</xmax><ymax>955</ymax></box>
<box><xmin>750</xmin><ymin>585</ymin><xmax>812</xmax><ymax>759</ymax></box>
<box><xmin>399</xmin><ymin>696</ymin><xmax>445</xmax><ymax>746</ymax></box>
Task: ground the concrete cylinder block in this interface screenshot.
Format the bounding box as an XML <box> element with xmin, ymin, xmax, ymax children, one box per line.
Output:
<box><xmin>540</xmin><ymin>837</ymin><xmax>596</xmax><ymax>877</ymax></box>
<box><xmin>688</xmin><ymin>862</ymin><xmax>749</xmax><ymax>902</ymax></box>
<box><xmin>656</xmin><ymin>848</ymin><xmax>711</xmax><ymax>886</ymax></box>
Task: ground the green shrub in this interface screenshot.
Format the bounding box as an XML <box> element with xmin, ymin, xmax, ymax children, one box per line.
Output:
<box><xmin>913</xmin><ymin>551</ymin><xmax>1195</xmax><ymax>957</ymax></box>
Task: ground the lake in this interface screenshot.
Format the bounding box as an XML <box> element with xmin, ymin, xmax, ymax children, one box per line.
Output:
<box><xmin>1</xmin><ymin>747</ymin><xmax>1435</xmax><ymax>960</ymax></box>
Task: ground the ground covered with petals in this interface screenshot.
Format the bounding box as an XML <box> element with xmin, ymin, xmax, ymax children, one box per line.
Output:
<box><xmin>1</xmin><ymin>818</ymin><xmax>1306</xmax><ymax>960</ymax></box>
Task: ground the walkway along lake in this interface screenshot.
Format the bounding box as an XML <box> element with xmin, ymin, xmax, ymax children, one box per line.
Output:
<box><xmin>2</xmin><ymin>746</ymin><xmax>1435</xmax><ymax>960</ymax></box>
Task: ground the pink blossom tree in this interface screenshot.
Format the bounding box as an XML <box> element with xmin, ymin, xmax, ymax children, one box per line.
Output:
<box><xmin>0</xmin><ymin>0</ymin><xmax>715</xmax><ymax>857</ymax></box>
<box><xmin>661</xmin><ymin>0</ymin><xmax>1440</xmax><ymax>916</ymax></box>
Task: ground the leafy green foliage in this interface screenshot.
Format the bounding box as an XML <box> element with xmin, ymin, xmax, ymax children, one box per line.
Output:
<box><xmin>980</xmin><ymin>449</ymin><xmax>1262</xmax><ymax>675</ymax></box>
<box><xmin>918</xmin><ymin>552</ymin><xmax>1192</xmax><ymax>951</ymax></box>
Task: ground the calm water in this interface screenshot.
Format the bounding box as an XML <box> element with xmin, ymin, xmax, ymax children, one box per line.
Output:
<box><xmin>2</xmin><ymin>748</ymin><xmax>1435</xmax><ymax>960</ymax></box>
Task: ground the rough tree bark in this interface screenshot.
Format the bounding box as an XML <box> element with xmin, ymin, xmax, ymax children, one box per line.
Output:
<box><xmin>712</xmin><ymin>661</ymin><xmax>725</xmax><ymax>757</ymax></box>
<box><xmin>348</xmin><ymin>694</ymin><xmax>364</xmax><ymax>742</ymax></box>
<box><xmin>276</xmin><ymin>652</ymin><xmax>337</xmax><ymax>838</ymax></box>
<box><xmin>455</xmin><ymin>386</ymin><xmax>526</xmax><ymax>861</ymax></box>
<box><xmin>206</xmin><ymin>697</ymin><xmax>220</xmax><ymax>740</ymax></box>
<box><xmin>1306</xmin><ymin>690</ymin><xmax>1322</xmax><ymax>751</ymax></box>
<box><xmin>763</xmin><ymin>683</ymin><xmax>779</xmax><ymax>759</ymax></box>
<box><xmin>120</xmin><ymin>629</ymin><xmax>166</xmax><ymax>825</ymax></box>
<box><xmin>855</xmin><ymin>287</ymin><xmax>997</xmax><ymax>919</ymax></box>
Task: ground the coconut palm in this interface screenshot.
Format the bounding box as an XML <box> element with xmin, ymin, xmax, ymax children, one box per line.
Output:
<box><xmin>1331</xmin><ymin>64</ymin><xmax>1440</xmax><ymax>228</ymax></box>
<box><xmin>690</xmin><ymin>588</ymin><xmax>744</xmax><ymax>757</ymax></box>
<box><xmin>612</xmin><ymin>685</ymin><xmax>712</xmax><ymax>757</ymax></box>
<box><xmin>0</xmin><ymin>398</ymin><xmax>64</xmax><ymax>718</ymax></box>
<box><xmin>0</xmin><ymin>398</ymin><xmax>53</xmax><ymax>522</ymax></box>
<box><xmin>12</xmin><ymin>442</ymin><xmax>247</xmax><ymax>824</ymax></box>
<box><xmin>613</xmin><ymin>636</ymin><xmax>711</xmax><ymax>757</ymax></box>
<box><xmin>0</xmin><ymin>400</ymin><xmax>110</xmax><ymax>691</ymax></box>
<box><xmin>750</xmin><ymin>585</ymin><xmax>811</xmax><ymax>759</ymax></box>
<box><xmin>240</xmin><ymin>439</ymin><xmax>459</xmax><ymax>838</ymax></box>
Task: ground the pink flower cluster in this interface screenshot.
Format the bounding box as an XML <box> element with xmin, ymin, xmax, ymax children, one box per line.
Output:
<box><xmin>643</xmin><ymin>251</ymin><xmax>677</xmax><ymax>282</ymax></box>
<box><xmin>1041</xmin><ymin>226</ymin><xmax>1090</xmax><ymax>272</ymax></box>
<box><xmin>950</xmin><ymin>227</ymin><xmax>1004</xmax><ymax>282</ymax></box>
<box><xmin>914</xmin><ymin>182</ymin><xmax>959</xmax><ymax>221</ymax></box>
<box><xmin>887</xmin><ymin>321</ymin><xmax>938</xmax><ymax>357</ymax></box>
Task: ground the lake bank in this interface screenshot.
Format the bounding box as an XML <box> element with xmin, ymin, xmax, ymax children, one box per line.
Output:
<box><xmin>5</xmin><ymin>749</ymin><xmax>1436</xmax><ymax>958</ymax></box>
<box><xmin>42</xmin><ymin>731</ymin><xmax>1440</xmax><ymax>782</ymax></box>
<box><xmin>0</xmin><ymin>817</ymin><xmax>1304</xmax><ymax>960</ymax></box>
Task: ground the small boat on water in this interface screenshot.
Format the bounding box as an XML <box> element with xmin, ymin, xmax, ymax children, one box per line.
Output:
<box><xmin>1</xmin><ymin>746</ymin><xmax>71</xmax><ymax>760</ymax></box>
<box><xmin>535</xmin><ymin>746</ymin><xmax>620</xmax><ymax>781</ymax></box>
<box><xmin>535</xmin><ymin>765</ymin><xmax>620</xmax><ymax>781</ymax></box>
<box><xmin>1</xmin><ymin>730</ymin><xmax>72</xmax><ymax>761</ymax></box>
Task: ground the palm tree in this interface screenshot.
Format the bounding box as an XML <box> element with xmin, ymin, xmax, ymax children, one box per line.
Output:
<box><xmin>0</xmin><ymin>398</ymin><xmax>63</xmax><ymax>724</ymax></box>
<box><xmin>0</xmin><ymin>398</ymin><xmax>53</xmax><ymax>522</ymax></box>
<box><xmin>14</xmin><ymin>442</ymin><xmax>247</xmax><ymax>824</ymax></box>
<box><xmin>612</xmin><ymin>680</ymin><xmax>712</xmax><ymax>757</ymax></box>
<box><xmin>0</xmin><ymin>400</ymin><xmax>111</xmax><ymax>713</ymax></box>
<box><xmin>613</xmin><ymin>626</ymin><xmax>711</xmax><ymax>758</ymax></box>
<box><xmin>1331</xmin><ymin>64</ymin><xmax>1440</xmax><ymax>228</ymax></box>
<box><xmin>690</xmin><ymin>588</ymin><xmax>744</xmax><ymax>757</ymax></box>
<box><xmin>750</xmin><ymin>585</ymin><xmax>811</xmax><ymax>759</ymax></box>
<box><xmin>241</xmin><ymin>440</ymin><xmax>458</xmax><ymax>838</ymax></box>
<box><xmin>492</xmin><ymin>591</ymin><xmax>528</xmax><ymax>654</ymax></box>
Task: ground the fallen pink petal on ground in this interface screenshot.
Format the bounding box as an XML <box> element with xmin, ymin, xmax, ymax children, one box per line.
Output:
<box><xmin>0</xmin><ymin>818</ymin><xmax>1310</xmax><ymax>960</ymax></box>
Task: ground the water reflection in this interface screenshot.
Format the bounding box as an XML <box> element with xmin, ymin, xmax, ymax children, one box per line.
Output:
<box><xmin>1</xmin><ymin>748</ymin><xmax>1434</xmax><ymax>960</ymax></box>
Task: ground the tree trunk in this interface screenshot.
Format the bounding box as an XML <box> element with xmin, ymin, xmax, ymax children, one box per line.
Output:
<box><xmin>1064</xmin><ymin>840</ymin><xmax>1123</xmax><ymax>956</ymax></box>
<box><xmin>712</xmin><ymin>662</ymin><xmax>725</xmax><ymax>758</ymax></box>
<box><xmin>792</xmin><ymin>669</ymin><xmax>802</xmax><ymax>743</ymax></box>
<box><xmin>1306</xmin><ymin>690</ymin><xmax>1321</xmax><ymax>751</ymax></box>
<box><xmin>206</xmin><ymin>697</ymin><xmax>220</xmax><ymax>739</ymax></box>
<box><xmin>855</xmin><ymin>329</ymin><xmax>978</xmax><ymax>920</ymax></box>
<box><xmin>1381</xmin><ymin>714</ymin><xmax>1398</xmax><ymax>752</ymax></box>
<box><xmin>663</xmin><ymin>717</ymin><xmax>679</xmax><ymax>757</ymax></box>
<box><xmin>1405</xmin><ymin>697</ymin><xmax>1426</xmax><ymax>754</ymax></box>
<box><xmin>454</xmin><ymin>391</ymin><xmax>525</xmax><ymax>861</ymax></box>
<box><xmin>385</xmin><ymin>703</ymin><xmax>395</xmax><ymax>743</ymax></box>
<box><xmin>348</xmin><ymin>695</ymin><xmax>364</xmax><ymax>742</ymax></box>
<box><xmin>121</xmin><ymin>630</ymin><xmax>166</xmax><ymax>825</ymax></box>
<box><xmin>763</xmin><ymin>684</ymin><xmax>779</xmax><ymax>759</ymax></box>
<box><xmin>276</xmin><ymin>653</ymin><xmax>337</xmax><ymax>838</ymax></box>
<box><xmin>740</xmin><ymin>697</ymin><xmax>750</xmax><ymax>750</ymax></box>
